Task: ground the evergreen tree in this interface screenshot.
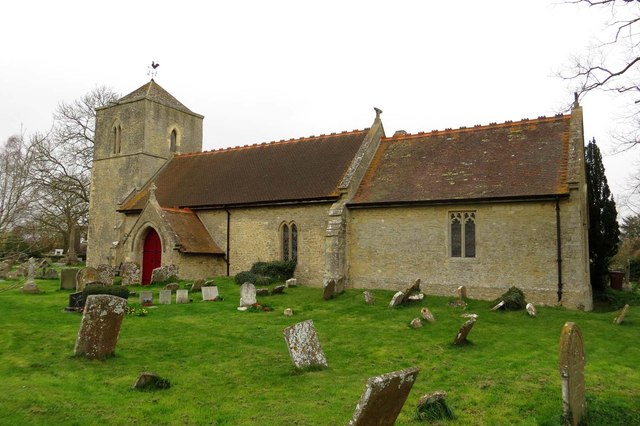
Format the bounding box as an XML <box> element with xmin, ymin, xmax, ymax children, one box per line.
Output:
<box><xmin>585</xmin><ymin>138</ymin><xmax>620</xmax><ymax>291</ymax></box>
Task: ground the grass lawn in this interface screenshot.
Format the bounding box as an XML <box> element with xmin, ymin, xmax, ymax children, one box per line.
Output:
<box><xmin>0</xmin><ymin>277</ymin><xmax>639</xmax><ymax>425</ymax></box>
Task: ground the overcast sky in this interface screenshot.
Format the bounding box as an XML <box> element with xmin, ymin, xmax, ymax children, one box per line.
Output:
<box><xmin>1</xmin><ymin>1</ymin><xmax>636</xmax><ymax>215</ymax></box>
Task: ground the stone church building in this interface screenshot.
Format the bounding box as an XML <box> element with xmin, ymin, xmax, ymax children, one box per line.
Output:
<box><xmin>87</xmin><ymin>80</ymin><xmax>592</xmax><ymax>310</ymax></box>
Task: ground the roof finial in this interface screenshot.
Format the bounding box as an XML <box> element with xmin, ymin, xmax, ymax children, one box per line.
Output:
<box><xmin>148</xmin><ymin>61</ymin><xmax>160</xmax><ymax>80</ymax></box>
<box><xmin>374</xmin><ymin>107</ymin><xmax>383</xmax><ymax>119</ymax></box>
<box><xmin>149</xmin><ymin>182</ymin><xmax>157</xmax><ymax>201</ymax></box>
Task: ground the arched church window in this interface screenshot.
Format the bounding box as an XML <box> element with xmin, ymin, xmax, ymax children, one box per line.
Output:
<box><xmin>113</xmin><ymin>124</ymin><xmax>122</xmax><ymax>154</ymax></box>
<box><xmin>281</xmin><ymin>222</ymin><xmax>298</xmax><ymax>262</ymax></box>
<box><xmin>170</xmin><ymin>129</ymin><xmax>177</xmax><ymax>152</ymax></box>
<box><xmin>282</xmin><ymin>224</ymin><xmax>290</xmax><ymax>260</ymax></box>
<box><xmin>291</xmin><ymin>223</ymin><xmax>298</xmax><ymax>262</ymax></box>
<box><xmin>450</xmin><ymin>211</ymin><xmax>476</xmax><ymax>258</ymax></box>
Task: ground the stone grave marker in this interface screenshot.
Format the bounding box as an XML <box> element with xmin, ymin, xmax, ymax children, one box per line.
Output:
<box><xmin>453</xmin><ymin>319</ymin><xmax>476</xmax><ymax>345</ymax></box>
<box><xmin>348</xmin><ymin>366</ymin><xmax>420</xmax><ymax>426</ymax></box>
<box><xmin>421</xmin><ymin>307</ymin><xmax>435</xmax><ymax>322</ymax></box>
<box><xmin>526</xmin><ymin>303</ymin><xmax>538</xmax><ymax>317</ymax></box>
<box><xmin>614</xmin><ymin>304</ymin><xmax>630</xmax><ymax>325</ymax></box>
<box><xmin>457</xmin><ymin>285</ymin><xmax>467</xmax><ymax>299</ymax></box>
<box><xmin>191</xmin><ymin>278</ymin><xmax>205</xmax><ymax>292</ymax></box>
<box><xmin>22</xmin><ymin>257</ymin><xmax>40</xmax><ymax>293</ymax></box>
<box><xmin>284</xmin><ymin>308</ymin><xmax>293</xmax><ymax>316</ymax></box>
<box><xmin>140</xmin><ymin>291</ymin><xmax>153</xmax><ymax>305</ymax></box>
<box><xmin>323</xmin><ymin>279</ymin><xmax>336</xmax><ymax>300</ymax></box>
<box><xmin>176</xmin><ymin>289</ymin><xmax>189</xmax><ymax>304</ymax></box>
<box><xmin>151</xmin><ymin>266</ymin><xmax>168</xmax><ymax>283</ymax></box>
<box><xmin>66</xmin><ymin>292</ymin><xmax>84</xmax><ymax>311</ymax></box>
<box><xmin>286</xmin><ymin>278</ymin><xmax>297</xmax><ymax>287</ymax></box>
<box><xmin>283</xmin><ymin>319</ymin><xmax>328</xmax><ymax>369</ymax></box>
<box><xmin>60</xmin><ymin>268</ymin><xmax>79</xmax><ymax>290</ymax></box>
<box><xmin>363</xmin><ymin>291</ymin><xmax>375</xmax><ymax>305</ymax></box>
<box><xmin>389</xmin><ymin>291</ymin><xmax>404</xmax><ymax>308</ymax></box>
<box><xmin>96</xmin><ymin>264</ymin><xmax>116</xmax><ymax>285</ymax></box>
<box><xmin>239</xmin><ymin>282</ymin><xmax>256</xmax><ymax>307</ymax></box>
<box><xmin>159</xmin><ymin>290</ymin><xmax>172</xmax><ymax>305</ymax></box>
<box><xmin>120</xmin><ymin>262</ymin><xmax>141</xmax><ymax>286</ymax></box>
<box><xmin>202</xmin><ymin>286</ymin><xmax>219</xmax><ymax>301</ymax></box>
<box><xmin>410</xmin><ymin>318</ymin><xmax>422</xmax><ymax>328</ymax></box>
<box><xmin>271</xmin><ymin>284</ymin><xmax>285</xmax><ymax>295</ymax></box>
<box><xmin>491</xmin><ymin>300</ymin><xmax>505</xmax><ymax>311</ymax></box>
<box><xmin>559</xmin><ymin>322</ymin><xmax>586</xmax><ymax>426</ymax></box>
<box><xmin>165</xmin><ymin>263</ymin><xmax>179</xmax><ymax>279</ymax></box>
<box><xmin>76</xmin><ymin>267</ymin><xmax>102</xmax><ymax>292</ymax></box>
<box><xmin>256</xmin><ymin>288</ymin><xmax>269</xmax><ymax>296</ymax></box>
<box><xmin>73</xmin><ymin>294</ymin><xmax>127</xmax><ymax>360</ymax></box>
<box><xmin>401</xmin><ymin>278</ymin><xmax>421</xmax><ymax>302</ymax></box>
<box><xmin>132</xmin><ymin>371</ymin><xmax>170</xmax><ymax>390</ymax></box>
<box><xmin>164</xmin><ymin>282</ymin><xmax>180</xmax><ymax>292</ymax></box>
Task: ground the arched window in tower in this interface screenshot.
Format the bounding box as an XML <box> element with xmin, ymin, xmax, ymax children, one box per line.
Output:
<box><xmin>112</xmin><ymin>124</ymin><xmax>122</xmax><ymax>154</ymax></box>
<box><xmin>170</xmin><ymin>129</ymin><xmax>177</xmax><ymax>152</ymax></box>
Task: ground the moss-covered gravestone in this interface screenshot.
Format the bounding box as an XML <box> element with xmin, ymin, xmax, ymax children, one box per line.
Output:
<box><xmin>283</xmin><ymin>319</ymin><xmax>328</xmax><ymax>369</ymax></box>
<box><xmin>74</xmin><ymin>295</ymin><xmax>127</xmax><ymax>360</ymax></box>
<box><xmin>559</xmin><ymin>322</ymin><xmax>586</xmax><ymax>426</ymax></box>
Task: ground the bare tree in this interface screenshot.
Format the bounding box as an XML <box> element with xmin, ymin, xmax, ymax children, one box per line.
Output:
<box><xmin>0</xmin><ymin>134</ymin><xmax>35</xmax><ymax>233</ymax></box>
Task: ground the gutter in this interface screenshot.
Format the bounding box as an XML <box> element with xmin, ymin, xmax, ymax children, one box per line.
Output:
<box><xmin>225</xmin><ymin>208</ymin><xmax>231</xmax><ymax>276</ymax></box>
<box><xmin>556</xmin><ymin>197</ymin><xmax>563</xmax><ymax>302</ymax></box>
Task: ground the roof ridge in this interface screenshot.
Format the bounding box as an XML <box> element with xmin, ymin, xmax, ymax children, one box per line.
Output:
<box><xmin>176</xmin><ymin>128</ymin><xmax>371</xmax><ymax>158</ymax></box>
<box><xmin>386</xmin><ymin>114</ymin><xmax>569</xmax><ymax>140</ymax></box>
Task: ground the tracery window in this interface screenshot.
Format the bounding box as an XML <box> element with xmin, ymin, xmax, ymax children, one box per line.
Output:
<box><xmin>281</xmin><ymin>222</ymin><xmax>298</xmax><ymax>262</ymax></box>
<box><xmin>450</xmin><ymin>211</ymin><xmax>476</xmax><ymax>258</ymax></box>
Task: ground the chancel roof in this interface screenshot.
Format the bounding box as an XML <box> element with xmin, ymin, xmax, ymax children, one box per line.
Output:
<box><xmin>119</xmin><ymin>129</ymin><xmax>370</xmax><ymax>211</ymax></box>
<box><xmin>350</xmin><ymin>115</ymin><xmax>571</xmax><ymax>206</ymax></box>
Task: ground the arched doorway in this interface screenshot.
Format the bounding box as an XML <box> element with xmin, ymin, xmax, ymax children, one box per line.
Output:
<box><xmin>142</xmin><ymin>228</ymin><xmax>161</xmax><ymax>285</ymax></box>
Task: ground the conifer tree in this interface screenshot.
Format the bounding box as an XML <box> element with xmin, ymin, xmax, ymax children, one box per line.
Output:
<box><xmin>585</xmin><ymin>138</ymin><xmax>620</xmax><ymax>291</ymax></box>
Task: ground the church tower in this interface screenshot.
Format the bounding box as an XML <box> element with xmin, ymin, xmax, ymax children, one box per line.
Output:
<box><xmin>86</xmin><ymin>80</ymin><xmax>204</xmax><ymax>266</ymax></box>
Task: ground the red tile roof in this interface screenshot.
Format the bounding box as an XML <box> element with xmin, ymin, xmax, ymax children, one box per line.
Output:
<box><xmin>161</xmin><ymin>207</ymin><xmax>224</xmax><ymax>254</ymax></box>
<box><xmin>119</xmin><ymin>129</ymin><xmax>370</xmax><ymax>211</ymax></box>
<box><xmin>349</xmin><ymin>115</ymin><xmax>571</xmax><ymax>206</ymax></box>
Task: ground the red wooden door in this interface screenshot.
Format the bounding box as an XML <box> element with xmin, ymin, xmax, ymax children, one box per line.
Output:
<box><xmin>142</xmin><ymin>228</ymin><xmax>161</xmax><ymax>285</ymax></box>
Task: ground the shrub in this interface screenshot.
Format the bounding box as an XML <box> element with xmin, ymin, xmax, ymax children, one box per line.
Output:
<box><xmin>254</xmin><ymin>275</ymin><xmax>274</xmax><ymax>286</ymax></box>
<box><xmin>250</xmin><ymin>260</ymin><xmax>296</xmax><ymax>282</ymax></box>
<box><xmin>234</xmin><ymin>271</ymin><xmax>258</xmax><ymax>285</ymax></box>
<box><xmin>495</xmin><ymin>286</ymin><xmax>526</xmax><ymax>310</ymax></box>
<box><xmin>83</xmin><ymin>284</ymin><xmax>130</xmax><ymax>300</ymax></box>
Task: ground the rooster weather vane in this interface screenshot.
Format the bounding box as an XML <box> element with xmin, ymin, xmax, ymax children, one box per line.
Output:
<box><xmin>148</xmin><ymin>61</ymin><xmax>160</xmax><ymax>80</ymax></box>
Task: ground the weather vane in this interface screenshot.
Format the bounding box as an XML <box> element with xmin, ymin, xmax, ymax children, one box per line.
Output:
<box><xmin>147</xmin><ymin>61</ymin><xmax>160</xmax><ymax>80</ymax></box>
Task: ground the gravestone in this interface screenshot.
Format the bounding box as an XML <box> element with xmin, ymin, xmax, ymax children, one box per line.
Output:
<box><xmin>271</xmin><ymin>285</ymin><xmax>285</xmax><ymax>295</ymax></box>
<box><xmin>401</xmin><ymin>279</ymin><xmax>421</xmax><ymax>303</ymax></box>
<box><xmin>22</xmin><ymin>257</ymin><xmax>40</xmax><ymax>293</ymax></box>
<box><xmin>132</xmin><ymin>372</ymin><xmax>170</xmax><ymax>390</ymax></box>
<box><xmin>191</xmin><ymin>278</ymin><xmax>205</xmax><ymax>292</ymax></box>
<box><xmin>421</xmin><ymin>307</ymin><xmax>435</xmax><ymax>323</ymax></box>
<box><xmin>559</xmin><ymin>322</ymin><xmax>586</xmax><ymax>426</ymax></box>
<box><xmin>416</xmin><ymin>391</ymin><xmax>454</xmax><ymax>421</ymax></box>
<box><xmin>120</xmin><ymin>262</ymin><xmax>141</xmax><ymax>286</ymax></box>
<box><xmin>151</xmin><ymin>266</ymin><xmax>168</xmax><ymax>283</ymax></box>
<box><xmin>76</xmin><ymin>267</ymin><xmax>101</xmax><ymax>292</ymax></box>
<box><xmin>284</xmin><ymin>308</ymin><xmax>293</xmax><ymax>316</ymax></box>
<box><xmin>363</xmin><ymin>291</ymin><xmax>375</xmax><ymax>305</ymax></box>
<box><xmin>201</xmin><ymin>286</ymin><xmax>219</xmax><ymax>301</ymax></box>
<box><xmin>453</xmin><ymin>319</ymin><xmax>476</xmax><ymax>345</ymax></box>
<box><xmin>73</xmin><ymin>294</ymin><xmax>127</xmax><ymax>360</ymax></box>
<box><xmin>60</xmin><ymin>268</ymin><xmax>79</xmax><ymax>290</ymax></box>
<box><xmin>286</xmin><ymin>278</ymin><xmax>297</xmax><ymax>287</ymax></box>
<box><xmin>164</xmin><ymin>283</ymin><xmax>180</xmax><ymax>292</ymax></box>
<box><xmin>457</xmin><ymin>285</ymin><xmax>467</xmax><ymax>299</ymax></box>
<box><xmin>348</xmin><ymin>366</ymin><xmax>420</xmax><ymax>426</ymax></box>
<box><xmin>283</xmin><ymin>319</ymin><xmax>328</xmax><ymax>369</ymax></box>
<box><xmin>614</xmin><ymin>304</ymin><xmax>630</xmax><ymax>325</ymax></box>
<box><xmin>323</xmin><ymin>279</ymin><xmax>336</xmax><ymax>300</ymax></box>
<box><xmin>165</xmin><ymin>264</ymin><xmax>179</xmax><ymax>279</ymax></box>
<box><xmin>176</xmin><ymin>289</ymin><xmax>189</xmax><ymax>304</ymax></box>
<box><xmin>239</xmin><ymin>282</ymin><xmax>257</xmax><ymax>307</ymax></box>
<box><xmin>526</xmin><ymin>303</ymin><xmax>538</xmax><ymax>317</ymax></box>
<box><xmin>256</xmin><ymin>288</ymin><xmax>269</xmax><ymax>296</ymax></box>
<box><xmin>410</xmin><ymin>318</ymin><xmax>423</xmax><ymax>328</ymax></box>
<box><xmin>139</xmin><ymin>291</ymin><xmax>153</xmax><ymax>305</ymax></box>
<box><xmin>66</xmin><ymin>292</ymin><xmax>84</xmax><ymax>311</ymax></box>
<box><xmin>491</xmin><ymin>300</ymin><xmax>505</xmax><ymax>311</ymax></box>
<box><xmin>96</xmin><ymin>264</ymin><xmax>116</xmax><ymax>285</ymax></box>
<box><xmin>389</xmin><ymin>291</ymin><xmax>404</xmax><ymax>308</ymax></box>
<box><xmin>159</xmin><ymin>290</ymin><xmax>171</xmax><ymax>305</ymax></box>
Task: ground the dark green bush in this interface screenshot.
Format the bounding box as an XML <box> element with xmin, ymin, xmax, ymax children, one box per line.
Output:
<box><xmin>83</xmin><ymin>284</ymin><xmax>130</xmax><ymax>300</ymax></box>
<box><xmin>254</xmin><ymin>275</ymin><xmax>274</xmax><ymax>286</ymax></box>
<box><xmin>250</xmin><ymin>260</ymin><xmax>296</xmax><ymax>282</ymax></box>
<box><xmin>234</xmin><ymin>271</ymin><xmax>258</xmax><ymax>285</ymax></box>
<box><xmin>495</xmin><ymin>286</ymin><xmax>526</xmax><ymax>310</ymax></box>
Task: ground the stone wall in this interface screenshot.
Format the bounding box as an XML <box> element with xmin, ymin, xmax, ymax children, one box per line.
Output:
<box><xmin>347</xmin><ymin>199</ymin><xmax>592</xmax><ymax>309</ymax></box>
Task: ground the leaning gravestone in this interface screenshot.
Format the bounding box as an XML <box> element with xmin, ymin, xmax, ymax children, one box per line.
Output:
<box><xmin>401</xmin><ymin>279</ymin><xmax>421</xmax><ymax>303</ymax></box>
<box><xmin>389</xmin><ymin>291</ymin><xmax>404</xmax><ymax>308</ymax></box>
<box><xmin>526</xmin><ymin>302</ymin><xmax>538</xmax><ymax>317</ymax></box>
<box><xmin>348</xmin><ymin>366</ymin><xmax>420</xmax><ymax>426</ymax></box>
<box><xmin>159</xmin><ymin>290</ymin><xmax>171</xmax><ymax>305</ymax></box>
<box><xmin>421</xmin><ymin>307</ymin><xmax>436</xmax><ymax>323</ymax></box>
<box><xmin>283</xmin><ymin>319</ymin><xmax>328</xmax><ymax>369</ymax></box>
<box><xmin>76</xmin><ymin>267</ymin><xmax>102</xmax><ymax>292</ymax></box>
<box><xmin>201</xmin><ymin>286</ymin><xmax>219</xmax><ymax>301</ymax></box>
<box><xmin>614</xmin><ymin>304</ymin><xmax>630</xmax><ymax>325</ymax></box>
<box><xmin>139</xmin><ymin>291</ymin><xmax>153</xmax><ymax>305</ymax></box>
<box><xmin>73</xmin><ymin>294</ymin><xmax>127</xmax><ymax>360</ymax></box>
<box><xmin>453</xmin><ymin>319</ymin><xmax>476</xmax><ymax>345</ymax></box>
<box><xmin>323</xmin><ymin>279</ymin><xmax>336</xmax><ymax>300</ymax></box>
<box><xmin>239</xmin><ymin>282</ymin><xmax>257</xmax><ymax>307</ymax></box>
<box><xmin>363</xmin><ymin>291</ymin><xmax>375</xmax><ymax>305</ymax></box>
<box><xmin>271</xmin><ymin>285</ymin><xmax>286</xmax><ymax>295</ymax></box>
<box><xmin>176</xmin><ymin>289</ymin><xmax>189</xmax><ymax>304</ymax></box>
<box><xmin>286</xmin><ymin>278</ymin><xmax>297</xmax><ymax>287</ymax></box>
<box><xmin>191</xmin><ymin>278</ymin><xmax>205</xmax><ymax>292</ymax></box>
<box><xmin>60</xmin><ymin>268</ymin><xmax>79</xmax><ymax>290</ymax></box>
<box><xmin>559</xmin><ymin>322</ymin><xmax>586</xmax><ymax>426</ymax></box>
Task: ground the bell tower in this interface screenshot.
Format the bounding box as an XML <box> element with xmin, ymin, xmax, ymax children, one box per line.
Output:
<box><xmin>86</xmin><ymin>80</ymin><xmax>204</xmax><ymax>266</ymax></box>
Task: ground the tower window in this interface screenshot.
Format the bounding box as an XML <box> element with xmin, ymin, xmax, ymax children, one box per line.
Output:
<box><xmin>170</xmin><ymin>129</ymin><xmax>177</xmax><ymax>152</ymax></box>
<box><xmin>113</xmin><ymin>124</ymin><xmax>122</xmax><ymax>154</ymax></box>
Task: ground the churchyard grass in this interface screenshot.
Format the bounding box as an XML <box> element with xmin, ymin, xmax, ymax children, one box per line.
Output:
<box><xmin>0</xmin><ymin>277</ymin><xmax>639</xmax><ymax>425</ymax></box>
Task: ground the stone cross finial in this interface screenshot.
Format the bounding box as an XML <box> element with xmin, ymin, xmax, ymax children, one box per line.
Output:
<box><xmin>149</xmin><ymin>183</ymin><xmax>157</xmax><ymax>201</ymax></box>
<box><xmin>374</xmin><ymin>107</ymin><xmax>383</xmax><ymax>119</ymax></box>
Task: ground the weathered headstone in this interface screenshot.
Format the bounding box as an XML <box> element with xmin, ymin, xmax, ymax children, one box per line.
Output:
<box><xmin>286</xmin><ymin>278</ymin><xmax>297</xmax><ymax>287</ymax></box>
<box><xmin>73</xmin><ymin>294</ymin><xmax>127</xmax><ymax>360</ymax></box>
<box><xmin>239</xmin><ymin>282</ymin><xmax>257</xmax><ymax>307</ymax></box>
<box><xmin>453</xmin><ymin>319</ymin><xmax>476</xmax><ymax>345</ymax></box>
<box><xmin>132</xmin><ymin>372</ymin><xmax>170</xmax><ymax>390</ymax></box>
<box><xmin>191</xmin><ymin>278</ymin><xmax>205</xmax><ymax>292</ymax></box>
<box><xmin>76</xmin><ymin>267</ymin><xmax>101</xmax><ymax>292</ymax></box>
<box><xmin>363</xmin><ymin>291</ymin><xmax>375</xmax><ymax>305</ymax></box>
<box><xmin>22</xmin><ymin>257</ymin><xmax>40</xmax><ymax>293</ymax></box>
<box><xmin>389</xmin><ymin>291</ymin><xmax>404</xmax><ymax>308</ymax></box>
<box><xmin>526</xmin><ymin>302</ymin><xmax>538</xmax><ymax>317</ymax></box>
<box><xmin>176</xmin><ymin>289</ymin><xmax>189</xmax><ymax>304</ymax></box>
<box><xmin>96</xmin><ymin>264</ymin><xmax>116</xmax><ymax>285</ymax></box>
<box><xmin>416</xmin><ymin>391</ymin><xmax>454</xmax><ymax>421</ymax></box>
<box><xmin>151</xmin><ymin>266</ymin><xmax>167</xmax><ymax>283</ymax></box>
<box><xmin>410</xmin><ymin>318</ymin><xmax>423</xmax><ymax>328</ymax></box>
<box><xmin>614</xmin><ymin>304</ymin><xmax>630</xmax><ymax>325</ymax></box>
<box><xmin>159</xmin><ymin>290</ymin><xmax>172</xmax><ymax>305</ymax></box>
<box><xmin>165</xmin><ymin>264</ymin><xmax>179</xmax><ymax>279</ymax></box>
<box><xmin>457</xmin><ymin>285</ymin><xmax>467</xmax><ymax>299</ymax></box>
<box><xmin>401</xmin><ymin>279</ymin><xmax>421</xmax><ymax>302</ymax></box>
<box><xmin>283</xmin><ymin>319</ymin><xmax>328</xmax><ymax>369</ymax></box>
<box><xmin>559</xmin><ymin>322</ymin><xmax>586</xmax><ymax>426</ymax></box>
<box><xmin>256</xmin><ymin>288</ymin><xmax>269</xmax><ymax>296</ymax></box>
<box><xmin>284</xmin><ymin>308</ymin><xmax>293</xmax><ymax>316</ymax></box>
<box><xmin>323</xmin><ymin>279</ymin><xmax>336</xmax><ymax>300</ymax></box>
<box><xmin>201</xmin><ymin>286</ymin><xmax>219</xmax><ymax>301</ymax></box>
<box><xmin>60</xmin><ymin>268</ymin><xmax>79</xmax><ymax>290</ymax></box>
<box><xmin>164</xmin><ymin>282</ymin><xmax>180</xmax><ymax>292</ymax></box>
<box><xmin>140</xmin><ymin>291</ymin><xmax>153</xmax><ymax>305</ymax></box>
<box><xmin>120</xmin><ymin>262</ymin><xmax>141</xmax><ymax>286</ymax></box>
<box><xmin>491</xmin><ymin>300</ymin><xmax>505</xmax><ymax>311</ymax></box>
<box><xmin>271</xmin><ymin>285</ymin><xmax>285</xmax><ymax>295</ymax></box>
<box><xmin>421</xmin><ymin>307</ymin><xmax>435</xmax><ymax>322</ymax></box>
<box><xmin>348</xmin><ymin>366</ymin><xmax>421</xmax><ymax>426</ymax></box>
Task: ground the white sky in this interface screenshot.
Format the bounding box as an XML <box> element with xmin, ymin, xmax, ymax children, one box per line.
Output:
<box><xmin>1</xmin><ymin>1</ymin><xmax>636</xmax><ymax>215</ymax></box>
